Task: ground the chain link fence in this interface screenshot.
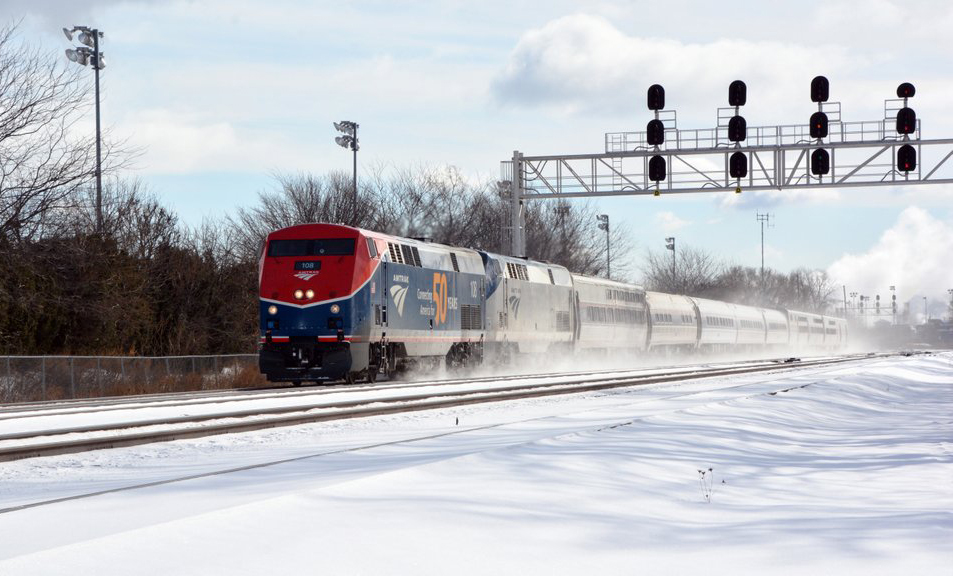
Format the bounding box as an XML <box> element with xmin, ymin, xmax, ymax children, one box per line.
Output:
<box><xmin>0</xmin><ymin>355</ymin><xmax>266</xmax><ymax>403</ymax></box>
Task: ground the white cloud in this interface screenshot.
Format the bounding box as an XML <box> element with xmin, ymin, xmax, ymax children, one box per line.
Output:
<box><xmin>827</xmin><ymin>206</ymin><xmax>953</xmax><ymax>301</ymax></box>
<box><xmin>717</xmin><ymin>187</ymin><xmax>841</xmax><ymax>210</ymax></box>
<box><xmin>123</xmin><ymin>109</ymin><xmax>315</xmax><ymax>174</ymax></box>
<box><xmin>492</xmin><ymin>14</ymin><xmax>851</xmax><ymax>121</ymax></box>
<box><xmin>654</xmin><ymin>211</ymin><xmax>691</xmax><ymax>233</ymax></box>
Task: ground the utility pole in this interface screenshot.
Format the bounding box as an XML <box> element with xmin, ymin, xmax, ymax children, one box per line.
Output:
<box><xmin>756</xmin><ymin>212</ymin><xmax>773</xmax><ymax>299</ymax></box>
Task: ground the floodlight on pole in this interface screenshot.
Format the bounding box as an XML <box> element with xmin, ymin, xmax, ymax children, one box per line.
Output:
<box><xmin>63</xmin><ymin>25</ymin><xmax>105</xmax><ymax>235</ymax></box>
<box><xmin>597</xmin><ymin>214</ymin><xmax>610</xmax><ymax>279</ymax></box>
<box><xmin>665</xmin><ymin>237</ymin><xmax>676</xmax><ymax>289</ymax></box>
<box><xmin>334</xmin><ymin>120</ymin><xmax>359</xmax><ymax>204</ymax></box>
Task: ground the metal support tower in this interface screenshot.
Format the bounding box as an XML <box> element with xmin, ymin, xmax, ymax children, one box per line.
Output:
<box><xmin>503</xmin><ymin>107</ymin><xmax>953</xmax><ymax>257</ymax></box>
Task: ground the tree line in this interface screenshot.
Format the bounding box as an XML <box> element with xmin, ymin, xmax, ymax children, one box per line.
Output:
<box><xmin>0</xmin><ymin>22</ymin><xmax>836</xmax><ymax>356</ymax></box>
<box><xmin>641</xmin><ymin>244</ymin><xmax>838</xmax><ymax>313</ymax></box>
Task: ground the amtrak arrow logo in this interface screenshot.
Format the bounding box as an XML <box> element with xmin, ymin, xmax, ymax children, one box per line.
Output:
<box><xmin>294</xmin><ymin>272</ymin><xmax>319</xmax><ymax>281</ymax></box>
<box><xmin>508</xmin><ymin>295</ymin><xmax>521</xmax><ymax>319</ymax></box>
<box><xmin>390</xmin><ymin>284</ymin><xmax>409</xmax><ymax>316</ymax></box>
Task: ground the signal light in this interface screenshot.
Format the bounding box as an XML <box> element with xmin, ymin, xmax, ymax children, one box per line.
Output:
<box><xmin>647</xmin><ymin>119</ymin><xmax>665</xmax><ymax>146</ymax></box>
<box><xmin>729</xmin><ymin>151</ymin><xmax>747</xmax><ymax>179</ymax></box>
<box><xmin>896</xmin><ymin>107</ymin><xmax>916</xmax><ymax>135</ymax></box>
<box><xmin>810</xmin><ymin>111</ymin><xmax>829</xmax><ymax>139</ymax></box>
<box><xmin>810</xmin><ymin>76</ymin><xmax>830</xmax><ymax>103</ymax></box>
<box><xmin>649</xmin><ymin>155</ymin><xmax>666</xmax><ymax>182</ymax></box>
<box><xmin>898</xmin><ymin>144</ymin><xmax>917</xmax><ymax>172</ymax></box>
<box><xmin>728</xmin><ymin>80</ymin><xmax>747</xmax><ymax>107</ymax></box>
<box><xmin>876</xmin><ymin>295</ymin><xmax>881</xmax><ymax>313</ymax></box>
<box><xmin>647</xmin><ymin>84</ymin><xmax>665</xmax><ymax>111</ymax></box>
<box><xmin>897</xmin><ymin>82</ymin><xmax>916</xmax><ymax>98</ymax></box>
<box><xmin>810</xmin><ymin>149</ymin><xmax>830</xmax><ymax>176</ymax></box>
<box><xmin>727</xmin><ymin>116</ymin><xmax>746</xmax><ymax>142</ymax></box>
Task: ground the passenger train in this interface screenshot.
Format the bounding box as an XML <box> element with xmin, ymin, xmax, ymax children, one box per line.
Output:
<box><xmin>258</xmin><ymin>223</ymin><xmax>848</xmax><ymax>384</ymax></box>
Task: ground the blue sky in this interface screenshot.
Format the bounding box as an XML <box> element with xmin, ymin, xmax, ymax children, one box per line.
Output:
<box><xmin>6</xmin><ymin>0</ymin><xmax>953</xmax><ymax>315</ymax></box>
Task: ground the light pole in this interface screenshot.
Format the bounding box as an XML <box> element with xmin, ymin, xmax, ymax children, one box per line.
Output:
<box><xmin>596</xmin><ymin>214</ymin><xmax>610</xmax><ymax>279</ymax></box>
<box><xmin>850</xmin><ymin>292</ymin><xmax>858</xmax><ymax>321</ymax></box>
<box><xmin>334</xmin><ymin>121</ymin><xmax>359</xmax><ymax>204</ymax></box>
<box><xmin>923</xmin><ymin>296</ymin><xmax>928</xmax><ymax>323</ymax></box>
<box><xmin>555</xmin><ymin>204</ymin><xmax>569</xmax><ymax>262</ymax></box>
<box><xmin>63</xmin><ymin>25</ymin><xmax>105</xmax><ymax>235</ymax></box>
<box><xmin>665</xmin><ymin>237</ymin><xmax>675</xmax><ymax>290</ymax></box>
<box><xmin>948</xmin><ymin>288</ymin><xmax>953</xmax><ymax>321</ymax></box>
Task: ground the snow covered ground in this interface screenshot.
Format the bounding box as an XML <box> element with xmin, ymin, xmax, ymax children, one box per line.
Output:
<box><xmin>0</xmin><ymin>353</ymin><xmax>950</xmax><ymax>575</ymax></box>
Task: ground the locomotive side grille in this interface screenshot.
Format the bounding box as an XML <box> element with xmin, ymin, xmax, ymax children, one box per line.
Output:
<box><xmin>401</xmin><ymin>244</ymin><xmax>414</xmax><ymax>266</ymax></box>
<box><xmin>555</xmin><ymin>311</ymin><xmax>571</xmax><ymax>332</ymax></box>
<box><xmin>388</xmin><ymin>242</ymin><xmax>403</xmax><ymax>264</ymax></box>
<box><xmin>461</xmin><ymin>304</ymin><xmax>483</xmax><ymax>330</ymax></box>
<box><xmin>411</xmin><ymin>246</ymin><xmax>422</xmax><ymax>267</ymax></box>
<box><xmin>450</xmin><ymin>252</ymin><xmax>459</xmax><ymax>272</ymax></box>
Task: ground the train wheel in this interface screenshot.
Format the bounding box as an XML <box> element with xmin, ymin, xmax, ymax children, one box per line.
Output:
<box><xmin>366</xmin><ymin>368</ymin><xmax>377</xmax><ymax>384</ymax></box>
<box><xmin>344</xmin><ymin>372</ymin><xmax>355</xmax><ymax>385</ymax></box>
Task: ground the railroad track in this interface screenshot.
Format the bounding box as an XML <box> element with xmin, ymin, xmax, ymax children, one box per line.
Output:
<box><xmin>0</xmin><ymin>353</ymin><xmax>885</xmax><ymax>462</ymax></box>
<box><xmin>0</xmin><ymin>355</ymin><xmax>805</xmax><ymax>416</ymax></box>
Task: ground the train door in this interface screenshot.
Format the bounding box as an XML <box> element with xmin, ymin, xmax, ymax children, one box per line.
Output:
<box><xmin>380</xmin><ymin>261</ymin><xmax>389</xmax><ymax>330</ymax></box>
<box><xmin>693</xmin><ymin>300</ymin><xmax>702</xmax><ymax>346</ymax></box>
<box><xmin>644</xmin><ymin>298</ymin><xmax>653</xmax><ymax>349</ymax></box>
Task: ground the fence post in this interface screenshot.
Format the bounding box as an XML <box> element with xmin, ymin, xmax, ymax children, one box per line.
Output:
<box><xmin>97</xmin><ymin>357</ymin><xmax>103</xmax><ymax>397</ymax></box>
<box><xmin>121</xmin><ymin>357</ymin><xmax>125</xmax><ymax>389</ymax></box>
<box><xmin>214</xmin><ymin>356</ymin><xmax>219</xmax><ymax>389</ymax></box>
<box><xmin>69</xmin><ymin>357</ymin><xmax>75</xmax><ymax>399</ymax></box>
<box><xmin>41</xmin><ymin>357</ymin><xmax>47</xmax><ymax>401</ymax></box>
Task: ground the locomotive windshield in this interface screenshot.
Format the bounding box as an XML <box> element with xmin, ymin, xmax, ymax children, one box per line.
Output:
<box><xmin>268</xmin><ymin>238</ymin><xmax>355</xmax><ymax>257</ymax></box>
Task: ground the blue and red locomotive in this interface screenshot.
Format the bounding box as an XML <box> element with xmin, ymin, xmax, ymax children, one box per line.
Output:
<box><xmin>258</xmin><ymin>223</ymin><xmax>847</xmax><ymax>384</ymax></box>
<box><xmin>259</xmin><ymin>223</ymin><xmax>486</xmax><ymax>383</ymax></box>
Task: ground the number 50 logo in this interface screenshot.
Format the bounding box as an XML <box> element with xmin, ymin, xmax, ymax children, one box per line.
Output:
<box><xmin>433</xmin><ymin>273</ymin><xmax>448</xmax><ymax>326</ymax></box>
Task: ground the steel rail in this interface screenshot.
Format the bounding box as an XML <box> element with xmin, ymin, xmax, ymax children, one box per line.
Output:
<box><xmin>0</xmin><ymin>357</ymin><xmax>804</xmax><ymax>419</ymax></box>
<box><xmin>0</xmin><ymin>354</ymin><xmax>884</xmax><ymax>462</ymax></box>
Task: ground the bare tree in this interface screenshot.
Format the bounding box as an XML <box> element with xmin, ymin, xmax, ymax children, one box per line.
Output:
<box><xmin>642</xmin><ymin>243</ymin><xmax>724</xmax><ymax>295</ymax></box>
<box><xmin>229</xmin><ymin>171</ymin><xmax>381</xmax><ymax>263</ymax></box>
<box><xmin>0</xmin><ymin>22</ymin><xmax>104</xmax><ymax>243</ymax></box>
<box><xmin>522</xmin><ymin>199</ymin><xmax>634</xmax><ymax>279</ymax></box>
<box><xmin>783</xmin><ymin>267</ymin><xmax>837</xmax><ymax>313</ymax></box>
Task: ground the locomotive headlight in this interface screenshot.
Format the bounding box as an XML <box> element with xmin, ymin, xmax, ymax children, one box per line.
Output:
<box><xmin>330</xmin><ymin>304</ymin><xmax>340</xmax><ymax>314</ymax></box>
<box><xmin>305</xmin><ymin>289</ymin><xmax>315</xmax><ymax>299</ymax></box>
<box><xmin>267</xmin><ymin>305</ymin><xmax>278</xmax><ymax>315</ymax></box>
<box><xmin>293</xmin><ymin>289</ymin><xmax>304</xmax><ymax>300</ymax></box>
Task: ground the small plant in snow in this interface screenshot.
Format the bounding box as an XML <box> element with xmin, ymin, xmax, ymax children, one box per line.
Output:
<box><xmin>698</xmin><ymin>467</ymin><xmax>714</xmax><ymax>503</ymax></box>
